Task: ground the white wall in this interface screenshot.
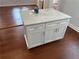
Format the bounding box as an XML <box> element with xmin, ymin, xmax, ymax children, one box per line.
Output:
<box><xmin>0</xmin><ymin>0</ymin><xmax>36</xmax><ymax>6</ymax></box>
<box><xmin>60</xmin><ymin>0</ymin><xmax>79</xmax><ymax>32</ymax></box>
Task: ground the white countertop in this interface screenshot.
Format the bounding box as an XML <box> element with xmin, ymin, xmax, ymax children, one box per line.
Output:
<box><xmin>21</xmin><ymin>8</ymin><xmax>71</xmax><ymax>25</ymax></box>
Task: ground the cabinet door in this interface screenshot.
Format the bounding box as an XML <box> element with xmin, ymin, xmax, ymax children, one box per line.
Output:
<box><xmin>55</xmin><ymin>21</ymin><xmax>69</xmax><ymax>38</ymax></box>
<box><xmin>26</xmin><ymin>24</ymin><xmax>45</xmax><ymax>49</ymax></box>
<box><xmin>45</xmin><ymin>22</ymin><xmax>58</xmax><ymax>43</ymax></box>
<box><xmin>27</xmin><ymin>31</ymin><xmax>44</xmax><ymax>48</ymax></box>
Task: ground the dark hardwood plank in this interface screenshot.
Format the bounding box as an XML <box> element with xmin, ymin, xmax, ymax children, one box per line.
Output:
<box><xmin>0</xmin><ymin>26</ymin><xmax>79</xmax><ymax>59</ymax></box>
<box><xmin>0</xmin><ymin>5</ymin><xmax>36</xmax><ymax>29</ymax></box>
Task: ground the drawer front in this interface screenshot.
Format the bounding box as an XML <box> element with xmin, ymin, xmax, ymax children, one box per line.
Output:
<box><xmin>46</xmin><ymin>23</ymin><xmax>58</xmax><ymax>30</ymax></box>
<box><xmin>46</xmin><ymin>19</ymin><xmax>69</xmax><ymax>29</ymax></box>
<box><xmin>46</xmin><ymin>21</ymin><xmax>60</xmax><ymax>30</ymax></box>
<box><xmin>26</xmin><ymin>24</ymin><xmax>45</xmax><ymax>32</ymax></box>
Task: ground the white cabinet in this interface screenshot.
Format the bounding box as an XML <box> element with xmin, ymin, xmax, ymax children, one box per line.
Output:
<box><xmin>25</xmin><ymin>19</ymin><xmax>70</xmax><ymax>49</ymax></box>
<box><xmin>21</xmin><ymin>8</ymin><xmax>71</xmax><ymax>49</ymax></box>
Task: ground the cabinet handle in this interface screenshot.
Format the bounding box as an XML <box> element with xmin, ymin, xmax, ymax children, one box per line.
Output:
<box><xmin>54</xmin><ymin>28</ymin><xmax>59</xmax><ymax>32</ymax></box>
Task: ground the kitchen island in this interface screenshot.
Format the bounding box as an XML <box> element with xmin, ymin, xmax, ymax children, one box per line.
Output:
<box><xmin>21</xmin><ymin>8</ymin><xmax>71</xmax><ymax>49</ymax></box>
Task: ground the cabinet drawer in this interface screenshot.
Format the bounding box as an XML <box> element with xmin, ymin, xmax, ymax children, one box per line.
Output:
<box><xmin>46</xmin><ymin>19</ymin><xmax>69</xmax><ymax>29</ymax></box>
<box><xmin>26</xmin><ymin>24</ymin><xmax>45</xmax><ymax>32</ymax></box>
<box><xmin>46</xmin><ymin>21</ymin><xmax>59</xmax><ymax>30</ymax></box>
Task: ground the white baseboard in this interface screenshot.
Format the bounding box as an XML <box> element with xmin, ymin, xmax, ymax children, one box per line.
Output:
<box><xmin>69</xmin><ymin>24</ymin><xmax>79</xmax><ymax>32</ymax></box>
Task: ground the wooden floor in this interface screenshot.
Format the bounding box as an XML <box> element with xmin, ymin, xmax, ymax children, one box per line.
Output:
<box><xmin>0</xmin><ymin>5</ymin><xmax>35</xmax><ymax>29</ymax></box>
<box><xmin>0</xmin><ymin>6</ymin><xmax>79</xmax><ymax>59</ymax></box>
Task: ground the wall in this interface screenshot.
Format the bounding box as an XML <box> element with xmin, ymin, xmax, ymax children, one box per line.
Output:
<box><xmin>60</xmin><ymin>0</ymin><xmax>79</xmax><ymax>32</ymax></box>
<box><xmin>0</xmin><ymin>0</ymin><xmax>36</xmax><ymax>6</ymax></box>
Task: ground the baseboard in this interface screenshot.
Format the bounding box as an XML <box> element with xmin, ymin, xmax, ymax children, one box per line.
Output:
<box><xmin>0</xmin><ymin>3</ymin><xmax>36</xmax><ymax>7</ymax></box>
<box><xmin>69</xmin><ymin>24</ymin><xmax>79</xmax><ymax>32</ymax></box>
